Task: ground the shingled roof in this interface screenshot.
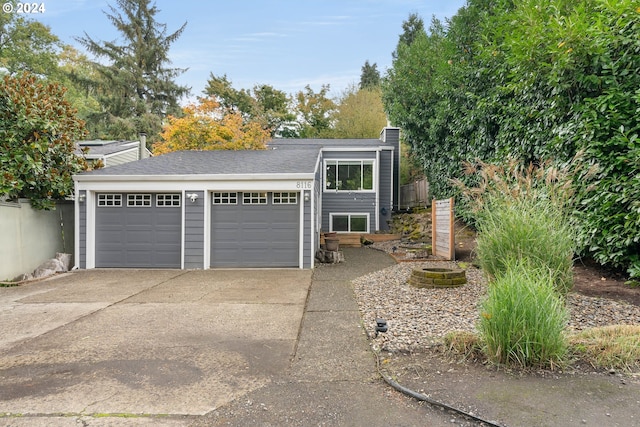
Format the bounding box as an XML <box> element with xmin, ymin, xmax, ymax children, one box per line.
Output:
<box><xmin>79</xmin><ymin>148</ymin><xmax>319</xmax><ymax>177</ymax></box>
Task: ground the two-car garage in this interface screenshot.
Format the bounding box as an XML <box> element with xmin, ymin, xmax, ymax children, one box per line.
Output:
<box><xmin>92</xmin><ymin>191</ymin><xmax>301</xmax><ymax>269</ymax></box>
<box><xmin>75</xmin><ymin>149</ymin><xmax>319</xmax><ymax>270</ymax></box>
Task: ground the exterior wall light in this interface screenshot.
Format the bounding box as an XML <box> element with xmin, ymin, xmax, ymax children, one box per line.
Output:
<box><xmin>187</xmin><ymin>193</ymin><xmax>199</xmax><ymax>203</ymax></box>
<box><xmin>77</xmin><ymin>193</ymin><xmax>85</xmax><ymax>203</ymax></box>
<box><xmin>304</xmin><ymin>191</ymin><xmax>310</xmax><ymax>202</ymax></box>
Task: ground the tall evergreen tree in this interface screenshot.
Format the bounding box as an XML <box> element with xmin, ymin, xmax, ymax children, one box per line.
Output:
<box><xmin>77</xmin><ymin>0</ymin><xmax>189</xmax><ymax>141</ymax></box>
<box><xmin>392</xmin><ymin>13</ymin><xmax>425</xmax><ymax>59</ymax></box>
<box><xmin>359</xmin><ymin>60</ymin><xmax>380</xmax><ymax>89</ymax></box>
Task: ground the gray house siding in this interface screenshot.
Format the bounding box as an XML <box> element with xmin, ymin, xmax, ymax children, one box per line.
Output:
<box><xmin>321</xmin><ymin>150</ymin><xmax>379</xmax><ymax>233</ymax></box>
<box><xmin>322</xmin><ymin>151</ymin><xmax>376</xmax><ymax>160</ymax></box>
<box><xmin>184</xmin><ymin>190</ymin><xmax>205</xmax><ymax>269</ymax></box>
<box><xmin>321</xmin><ymin>192</ymin><xmax>376</xmax><ymax>232</ymax></box>
<box><xmin>303</xmin><ymin>191</ymin><xmax>312</xmax><ymax>268</ymax></box>
<box><xmin>378</xmin><ymin>150</ymin><xmax>393</xmax><ymax>231</ymax></box>
<box><xmin>79</xmin><ymin>190</ymin><xmax>87</xmax><ymax>269</ymax></box>
<box><xmin>381</xmin><ymin>128</ymin><xmax>401</xmax><ymax>210</ymax></box>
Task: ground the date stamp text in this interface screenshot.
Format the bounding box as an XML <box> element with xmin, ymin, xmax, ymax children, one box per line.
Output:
<box><xmin>3</xmin><ymin>2</ymin><xmax>46</xmax><ymax>14</ymax></box>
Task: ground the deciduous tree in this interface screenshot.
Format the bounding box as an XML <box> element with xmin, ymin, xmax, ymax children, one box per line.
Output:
<box><xmin>153</xmin><ymin>97</ymin><xmax>269</xmax><ymax>154</ymax></box>
<box><xmin>333</xmin><ymin>85</ymin><xmax>386</xmax><ymax>138</ymax></box>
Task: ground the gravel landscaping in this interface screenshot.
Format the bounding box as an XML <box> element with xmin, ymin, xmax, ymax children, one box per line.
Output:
<box><xmin>353</xmin><ymin>247</ymin><xmax>640</xmax><ymax>353</ymax></box>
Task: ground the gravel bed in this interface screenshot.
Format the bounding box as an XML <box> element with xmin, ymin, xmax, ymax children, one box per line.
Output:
<box><xmin>353</xmin><ymin>254</ymin><xmax>640</xmax><ymax>353</ymax></box>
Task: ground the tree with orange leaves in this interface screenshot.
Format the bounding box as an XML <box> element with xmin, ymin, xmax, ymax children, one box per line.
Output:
<box><xmin>153</xmin><ymin>97</ymin><xmax>269</xmax><ymax>154</ymax></box>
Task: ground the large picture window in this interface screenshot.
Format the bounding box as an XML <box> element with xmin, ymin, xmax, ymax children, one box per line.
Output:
<box><xmin>330</xmin><ymin>213</ymin><xmax>369</xmax><ymax>233</ymax></box>
<box><xmin>325</xmin><ymin>160</ymin><xmax>374</xmax><ymax>191</ymax></box>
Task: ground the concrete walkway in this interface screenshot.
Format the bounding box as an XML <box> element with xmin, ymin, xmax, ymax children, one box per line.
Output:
<box><xmin>191</xmin><ymin>248</ymin><xmax>458</xmax><ymax>426</ymax></box>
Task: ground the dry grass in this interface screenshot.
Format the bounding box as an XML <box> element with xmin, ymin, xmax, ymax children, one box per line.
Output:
<box><xmin>569</xmin><ymin>325</ymin><xmax>640</xmax><ymax>372</ymax></box>
<box><xmin>445</xmin><ymin>325</ymin><xmax>640</xmax><ymax>373</ymax></box>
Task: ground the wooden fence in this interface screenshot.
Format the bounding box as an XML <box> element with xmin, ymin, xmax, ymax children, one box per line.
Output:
<box><xmin>432</xmin><ymin>197</ymin><xmax>455</xmax><ymax>260</ymax></box>
<box><xmin>399</xmin><ymin>178</ymin><xmax>429</xmax><ymax>209</ymax></box>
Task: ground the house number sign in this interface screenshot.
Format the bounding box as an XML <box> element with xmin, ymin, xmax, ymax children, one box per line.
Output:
<box><xmin>296</xmin><ymin>181</ymin><xmax>312</xmax><ymax>189</ymax></box>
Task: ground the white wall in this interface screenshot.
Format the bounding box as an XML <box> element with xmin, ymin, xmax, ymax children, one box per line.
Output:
<box><xmin>0</xmin><ymin>199</ymin><xmax>74</xmax><ymax>281</ymax></box>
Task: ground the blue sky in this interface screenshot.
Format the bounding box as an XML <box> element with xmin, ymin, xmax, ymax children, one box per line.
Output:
<box><xmin>34</xmin><ymin>0</ymin><xmax>467</xmax><ymax>100</ymax></box>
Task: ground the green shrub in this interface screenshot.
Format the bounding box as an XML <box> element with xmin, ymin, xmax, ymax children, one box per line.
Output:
<box><xmin>475</xmin><ymin>196</ymin><xmax>574</xmax><ymax>294</ymax></box>
<box><xmin>478</xmin><ymin>261</ymin><xmax>569</xmax><ymax>369</ymax></box>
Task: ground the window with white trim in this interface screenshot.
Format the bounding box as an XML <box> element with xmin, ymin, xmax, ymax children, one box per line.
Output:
<box><xmin>157</xmin><ymin>194</ymin><xmax>181</xmax><ymax>207</ymax></box>
<box><xmin>325</xmin><ymin>160</ymin><xmax>374</xmax><ymax>191</ymax></box>
<box><xmin>243</xmin><ymin>192</ymin><xmax>267</xmax><ymax>204</ymax></box>
<box><xmin>97</xmin><ymin>193</ymin><xmax>122</xmax><ymax>207</ymax></box>
<box><xmin>273</xmin><ymin>192</ymin><xmax>298</xmax><ymax>204</ymax></box>
<box><xmin>127</xmin><ymin>194</ymin><xmax>151</xmax><ymax>207</ymax></box>
<box><xmin>330</xmin><ymin>213</ymin><xmax>369</xmax><ymax>233</ymax></box>
<box><xmin>212</xmin><ymin>192</ymin><xmax>237</xmax><ymax>204</ymax></box>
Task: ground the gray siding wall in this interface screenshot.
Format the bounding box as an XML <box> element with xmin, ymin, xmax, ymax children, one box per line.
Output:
<box><xmin>321</xmin><ymin>193</ymin><xmax>376</xmax><ymax>232</ymax></box>
<box><xmin>381</xmin><ymin>127</ymin><xmax>400</xmax><ymax>210</ymax></box>
<box><xmin>378</xmin><ymin>150</ymin><xmax>393</xmax><ymax>231</ymax></box>
<box><xmin>184</xmin><ymin>190</ymin><xmax>205</xmax><ymax>269</ymax></box>
<box><xmin>303</xmin><ymin>191</ymin><xmax>312</xmax><ymax>268</ymax></box>
<box><xmin>321</xmin><ymin>150</ymin><xmax>378</xmax><ymax>232</ymax></box>
<box><xmin>79</xmin><ymin>190</ymin><xmax>86</xmax><ymax>269</ymax></box>
<box><xmin>104</xmin><ymin>149</ymin><xmax>138</xmax><ymax>167</ymax></box>
<box><xmin>322</xmin><ymin>151</ymin><xmax>376</xmax><ymax>160</ymax></box>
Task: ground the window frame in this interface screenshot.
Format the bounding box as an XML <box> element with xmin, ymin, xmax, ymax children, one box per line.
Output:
<box><xmin>324</xmin><ymin>159</ymin><xmax>375</xmax><ymax>192</ymax></box>
<box><xmin>212</xmin><ymin>192</ymin><xmax>238</xmax><ymax>205</ymax></box>
<box><xmin>97</xmin><ymin>193</ymin><xmax>122</xmax><ymax>207</ymax></box>
<box><xmin>329</xmin><ymin>213</ymin><xmax>370</xmax><ymax>233</ymax></box>
<box><xmin>242</xmin><ymin>192</ymin><xmax>268</xmax><ymax>205</ymax></box>
<box><xmin>127</xmin><ymin>194</ymin><xmax>152</xmax><ymax>207</ymax></box>
<box><xmin>156</xmin><ymin>194</ymin><xmax>181</xmax><ymax>207</ymax></box>
<box><xmin>273</xmin><ymin>192</ymin><xmax>298</xmax><ymax>204</ymax></box>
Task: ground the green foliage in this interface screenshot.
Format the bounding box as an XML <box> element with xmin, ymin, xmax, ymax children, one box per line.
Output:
<box><xmin>76</xmin><ymin>0</ymin><xmax>189</xmax><ymax>142</ymax></box>
<box><xmin>458</xmin><ymin>159</ymin><xmax>575</xmax><ymax>294</ymax></box>
<box><xmin>294</xmin><ymin>84</ymin><xmax>337</xmax><ymax>138</ymax></box>
<box><xmin>0</xmin><ymin>2</ymin><xmax>61</xmax><ymax>76</ymax></box>
<box><xmin>382</xmin><ymin>0</ymin><xmax>640</xmax><ymax>278</ymax></box>
<box><xmin>479</xmin><ymin>260</ymin><xmax>569</xmax><ymax>369</ymax></box>
<box><xmin>0</xmin><ymin>73</ymin><xmax>88</xmax><ymax>209</ymax></box>
<box><xmin>204</xmin><ymin>74</ymin><xmax>295</xmax><ymax>137</ymax></box>
<box><xmin>332</xmin><ymin>85</ymin><xmax>387</xmax><ymax>138</ymax></box>
<box><xmin>359</xmin><ymin>60</ymin><xmax>380</xmax><ymax>90</ymax></box>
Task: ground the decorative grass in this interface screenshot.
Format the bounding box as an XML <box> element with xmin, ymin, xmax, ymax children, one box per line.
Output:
<box><xmin>478</xmin><ymin>262</ymin><xmax>569</xmax><ymax>369</ymax></box>
<box><xmin>475</xmin><ymin>196</ymin><xmax>574</xmax><ymax>295</ymax></box>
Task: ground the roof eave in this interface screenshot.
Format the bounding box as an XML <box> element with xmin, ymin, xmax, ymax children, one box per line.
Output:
<box><xmin>73</xmin><ymin>172</ymin><xmax>316</xmax><ymax>182</ymax></box>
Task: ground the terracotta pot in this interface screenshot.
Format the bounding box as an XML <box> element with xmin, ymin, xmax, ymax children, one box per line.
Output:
<box><xmin>325</xmin><ymin>238</ymin><xmax>340</xmax><ymax>251</ymax></box>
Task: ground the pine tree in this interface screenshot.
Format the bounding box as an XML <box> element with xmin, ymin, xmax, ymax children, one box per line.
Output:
<box><xmin>359</xmin><ymin>60</ymin><xmax>380</xmax><ymax>89</ymax></box>
<box><xmin>77</xmin><ymin>0</ymin><xmax>189</xmax><ymax>141</ymax></box>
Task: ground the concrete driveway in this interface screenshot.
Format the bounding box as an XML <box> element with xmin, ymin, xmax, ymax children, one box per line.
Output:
<box><xmin>0</xmin><ymin>269</ymin><xmax>311</xmax><ymax>426</ymax></box>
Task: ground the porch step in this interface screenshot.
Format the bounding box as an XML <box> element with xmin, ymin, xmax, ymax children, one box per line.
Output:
<box><xmin>320</xmin><ymin>233</ymin><xmax>401</xmax><ymax>248</ymax></box>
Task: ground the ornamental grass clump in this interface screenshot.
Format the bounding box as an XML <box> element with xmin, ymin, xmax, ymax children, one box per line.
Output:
<box><xmin>475</xmin><ymin>196</ymin><xmax>574</xmax><ymax>294</ymax></box>
<box><xmin>455</xmin><ymin>159</ymin><xmax>575</xmax><ymax>295</ymax></box>
<box><xmin>478</xmin><ymin>261</ymin><xmax>569</xmax><ymax>369</ymax></box>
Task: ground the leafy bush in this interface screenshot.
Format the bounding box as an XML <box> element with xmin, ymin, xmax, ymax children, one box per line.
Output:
<box><xmin>478</xmin><ymin>261</ymin><xmax>569</xmax><ymax>369</ymax></box>
<box><xmin>382</xmin><ymin>0</ymin><xmax>640</xmax><ymax>278</ymax></box>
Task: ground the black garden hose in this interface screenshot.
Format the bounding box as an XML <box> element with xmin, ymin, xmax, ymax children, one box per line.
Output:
<box><xmin>373</xmin><ymin>347</ymin><xmax>504</xmax><ymax>427</ymax></box>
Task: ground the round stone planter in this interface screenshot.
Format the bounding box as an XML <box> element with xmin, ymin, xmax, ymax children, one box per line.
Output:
<box><xmin>407</xmin><ymin>267</ymin><xmax>466</xmax><ymax>288</ymax></box>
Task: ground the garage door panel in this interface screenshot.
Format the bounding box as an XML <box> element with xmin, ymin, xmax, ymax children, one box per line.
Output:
<box><xmin>96</xmin><ymin>194</ymin><xmax>181</xmax><ymax>268</ymax></box>
<box><xmin>211</xmin><ymin>193</ymin><xmax>299</xmax><ymax>268</ymax></box>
